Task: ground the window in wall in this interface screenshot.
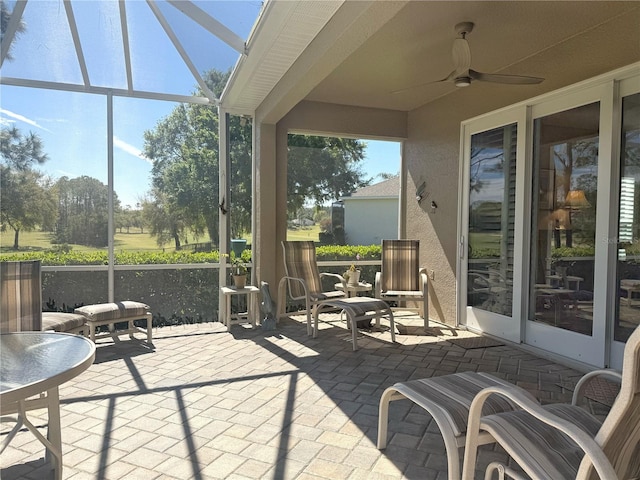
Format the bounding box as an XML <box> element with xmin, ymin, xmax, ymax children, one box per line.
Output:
<box><xmin>529</xmin><ymin>102</ymin><xmax>600</xmax><ymax>335</ymax></box>
<box><xmin>286</xmin><ymin>135</ymin><xmax>400</xmax><ymax>247</ymax></box>
<box><xmin>1</xmin><ymin>86</ymin><xmax>107</xmax><ymax>260</ymax></box>
<box><xmin>615</xmin><ymin>92</ymin><xmax>640</xmax><ymax>343</ymax></box>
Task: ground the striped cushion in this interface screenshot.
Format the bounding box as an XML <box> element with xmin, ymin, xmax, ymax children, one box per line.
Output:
<box><xmin>325</xmin><ymin>297</ymin><xmax>390</xmax><ymax>317</ymax></box>
<box><xmin>480</xmin><ymin>404</ymin><xmax>602</xmax><ymax>479</ymax></box>
<box><xmin>42</xmin><ymin>312</ymin><xmax>86</xmax><ymax>332</ymax></box>
<box><xmin>381</xmin><ymin>240</ymin><xmax>420</xmax><ymax>292</ymax></box>
<box><xmin>282</xmin><ymin>241</ymin><xmax>323</xmax><ymax>298</ymax></box>
<box><xmin>0</xmin><ymin>260</ymin><xmax>42</xmax><ymax>332</ymax></box>
<box><xmin>393</xmin><ymin>372</ymin><xmax>518</xmax><ymax>436</ymax></box>
<box><xmin>75</xmin><ymin>301</ymin><xmax>150</xmax><ymax>322</ymax></box>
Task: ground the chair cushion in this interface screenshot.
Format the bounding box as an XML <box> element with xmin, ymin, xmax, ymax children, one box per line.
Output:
<box><xmin>392</xmin><ymin>372</ymin><xmax>518</xmax><ymax>436</ymax></box>
<box><xmin>75</xmin><ymin>301</ymin><xmax>150</xmax><ymax>322</ymax></box>
<box><xmin>282</xmin><ymin>241</ymin><xmax>323</xmax><ymax>297</ymax></box>
<box><xmin>381</xmin><ymin>240</ymin><xmax>420</xmax><ymax>292</ymax></box>
<box><xmin>42</xmin><ymin>312</ymin><xmax>86</xmax><ymax>332</ymax></box>
<box><xmin>480</xmin><ymin>404</ymin><xmax>602</xmax><ymax>479</ymax></box>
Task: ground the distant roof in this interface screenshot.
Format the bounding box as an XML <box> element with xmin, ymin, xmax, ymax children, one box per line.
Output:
<box><xmin>345</xmin><ymin>176</ymin><xmax>399</xmax><ymax>199</ymax></box>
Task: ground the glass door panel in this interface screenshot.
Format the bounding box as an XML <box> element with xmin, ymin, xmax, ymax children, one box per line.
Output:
<box><xmin>614</xmin><ymin>92</ymin><xmax>640</xmax><ymax>344</ymax></box>
<box><xmin>529</xmin><ymin>102</ymin><xmax>599</xmax><ymax>335</ymax></box>
<box><xmin>465</xmin><ymin>123</ymin><xmax>517</xmax><ymax>336</ymax></box>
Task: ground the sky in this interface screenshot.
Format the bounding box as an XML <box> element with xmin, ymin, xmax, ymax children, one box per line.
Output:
<box><xmin>0</xmin><ymin>1</ymin><xmax>400</xmax><ymax>208</ymax></box>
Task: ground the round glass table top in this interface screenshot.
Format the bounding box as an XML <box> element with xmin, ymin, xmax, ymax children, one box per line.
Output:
<box><xmin>0</xmin><ymin>332</ymin><xmax>95</xmax><ymax>405</ymax></box>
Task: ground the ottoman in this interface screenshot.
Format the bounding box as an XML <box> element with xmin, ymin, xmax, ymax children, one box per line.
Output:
<box><xmin>75</xmin><ymin>301</ymin><xmax>152</xmax><ymax>343</ymax></box>
<box><xmin>42</xmin><ymin>311</ymin><xmax>88</xmax><ymax>336</ymax></box>
<box><xmin>317</xmin><ymin>297</ymin><xmax>395</xmax><ymax>351</ymax></box>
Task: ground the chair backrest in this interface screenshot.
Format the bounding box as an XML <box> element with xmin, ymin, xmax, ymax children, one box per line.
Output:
<box><xmin>380</xmin><ymin>239</ymin><xmax>420</xmax><ymax>292</ymax></box>
<box><xmin>581</xmin><ymin>325</ymin><xmax>640</xmax><ymax>479</ymax></box>
<box><xmin>0</xmin><ymin>260</ymin><xmax>42</xmax><ymax>332</ymax></box>
<box><xmin>281</xmin><ymin>241</ymin><xmax>323</xmax><ymax>298</ymax></box>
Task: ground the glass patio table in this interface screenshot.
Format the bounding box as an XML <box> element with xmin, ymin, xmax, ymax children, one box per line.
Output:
<box><xmin>0</xmin><ymin>332</ymin><xmax>95</xmax><ymax>480</ymax></box>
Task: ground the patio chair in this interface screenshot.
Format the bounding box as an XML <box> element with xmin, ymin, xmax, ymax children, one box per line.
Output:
<box><xmin>277</xmin><ymin>241</ymin><xmax>346</xmax><ymax>336</ymax></box>
<box><xmin>0</xmin><ymin>260</ymin><xmax>87</xmax><ymax>335</ymax></box>
<box><xmin>378</xmin><ymin>349</ymin><xmax>625</xmax><ymax>480</ymax></box>
<box><xmin>375</xmin><ymin>239</ymin><xmax>429</xmax><ymax>328</ymax></box>
<box><xmin>462</xmin><ymin>324</ymin><xmax>640</xmax><ymax>480</ymax></box>
<box><xmin>1</xmin><ymin>260</ymin><xmax>43</xmax><ymax>332</ymax></box>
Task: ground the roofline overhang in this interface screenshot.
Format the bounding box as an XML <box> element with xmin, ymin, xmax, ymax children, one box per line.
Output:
<box><xmin>220</xmin><ymin>0</ymin><xmax>409</xmax><ymax>122</ymax></box>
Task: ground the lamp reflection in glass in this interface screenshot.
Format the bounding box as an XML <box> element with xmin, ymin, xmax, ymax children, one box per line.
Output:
<box><xmin>565</xmin><ymin>190</ymin><xmax>590</xmax><ymax>208</ymax></box>
<box><xmin>563</xmin><ymin>190</ymin><xmax>590</xmax><ymax>248</ymax></box>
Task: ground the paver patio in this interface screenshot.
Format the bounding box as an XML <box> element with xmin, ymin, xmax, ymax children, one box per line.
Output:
<box><xmin>1</xmin><ymin>312</ymin><xmax>611</xmax><ymax>479</ymax></box>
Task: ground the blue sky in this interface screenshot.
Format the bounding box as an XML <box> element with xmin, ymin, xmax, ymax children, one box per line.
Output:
<box><xmin>1</xmin><ymin>1</ymin><xmax>399</xmax><ymax>208</ymax></box>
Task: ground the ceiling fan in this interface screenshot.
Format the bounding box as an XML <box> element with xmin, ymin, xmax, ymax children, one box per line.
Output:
<box><xmin>393</xmin><ymin>22</ymin><xmax>544</xmax><ymax>94</ymax></box>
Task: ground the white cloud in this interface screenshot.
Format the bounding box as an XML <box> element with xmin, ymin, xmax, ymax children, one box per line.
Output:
<box><xmin>0</xmin><ymin>109</ymin><xmax>51</xmax><ymax>132</ymax></box>
<box><xmin>113</xmin><ymin>136</ymin><xmax>151</xmax><ymax>164</ymax></box>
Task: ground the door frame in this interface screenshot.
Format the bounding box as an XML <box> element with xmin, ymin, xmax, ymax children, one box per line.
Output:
<box><xmin>457</xmin><ymin>62</ymin><xmax>640</xmax><ymax>368</ymax></box>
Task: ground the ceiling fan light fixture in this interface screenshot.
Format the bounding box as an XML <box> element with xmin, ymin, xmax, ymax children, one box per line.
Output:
<box><xmin>455</xmin><ymin>76</ymin><xmax>471</xmax><ymax>87</ymax></box>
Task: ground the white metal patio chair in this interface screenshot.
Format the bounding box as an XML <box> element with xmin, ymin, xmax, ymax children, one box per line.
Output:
<box><xmin>375</xmin><ymin>239</ymin><xmax>429</xmax><ymax>328</ymax></box>
<box><xmin>277</xmin><ymin>241</ymin><xmax>346</xmax><ymax>336</ymax></box>
<box><xmin>378</xmin><ymin>346</ymin><xmax>625</xmax><ymax>480</ymax></box>
<box><xmin>462</xmin><ymin>325</ymin><xmax>640</xmax><ymax>480</ymax></box>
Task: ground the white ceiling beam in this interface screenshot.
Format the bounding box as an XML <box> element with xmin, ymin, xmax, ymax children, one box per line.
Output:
<box><xmin>119</xmin><ymin>1</ymin><xmax>133</xmax><ymax>92</ymax></box>
<box><xmin>167</xmin><ymin>0</ymin><xmax>246</xmax><ymax>54</ymax></box>
<box><xmin>0</xmin><ymin>76</ymin><xmax>212</xmax><ymax>105</ymax></box>
<box><xmin>146</xmin><ymin>0</ymin><xmax>218</xmax><ymax>104</ymax></box>
<box><xmin>0</xmin><ymin>0</ymin><xmax>27</xmax><ymax>68</ymax></box>
<box><xmin>63</xmin><ymin>0</ymin><xmax>90</xmax><ymax>87</ymax></box>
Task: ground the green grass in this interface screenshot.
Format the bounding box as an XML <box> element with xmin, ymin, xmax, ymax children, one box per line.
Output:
<box><xmin>1</xmin><ymin>224</ymin><xmax>322</xmax><ymax>254</ymax></box>
<box><xmin>286</xmin><ymin>225</ymin><xmax>320</xmax><ymax>242</ymax></box>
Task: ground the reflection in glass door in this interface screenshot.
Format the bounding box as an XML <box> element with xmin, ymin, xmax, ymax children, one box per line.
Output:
<box><xmin>529</xmin><ymin>102</ymin><xmax>599</xmax><ymax>336</ymax></box>
<box><xmin>466</xmin><ymin>124</ymin><xmax>516</xmax><ymax>322</ymax></box>
<box><xmin>615</xmin><ymin>93</ymin><xmax>640</xmax><ymax>344</ymax></box>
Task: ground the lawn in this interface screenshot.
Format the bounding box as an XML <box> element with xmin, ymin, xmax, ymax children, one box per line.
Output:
<box><xmin>0</xmin><ymin>225</ymin><xmax>322</xmax><ymax>254</ymax></box>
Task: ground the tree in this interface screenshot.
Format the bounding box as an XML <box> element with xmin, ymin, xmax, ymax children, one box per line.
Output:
<box><xmin>143</xmin><ymin>69</ymin><xmax>251</xmax><ymax>248</ymax></box>
<box><xmin>0</xmin><ymin>166</ymin><xmax>56</xmax><ymax>249</ymax></box>
<box><xmin>143</xmin><ymin>69</ymin><xmax>369</xmax><ymax>248</ymax></box>
<box><xmin>287</xmin><ymin>134</ymin><xmax>369</xmax><ymax>217</ymax></box>
<box><xmin>1</xmin><ymin>0</ymin><xmax>26</xmax><ymax>62</ymax></box>
<box><xmin>0</xmin><ymin>127</ymin><xmax>55</xmax><ymax>249</ymax></box>
<box><xmin>53</xmin><ymin>176</ymin><xmax>117</xmax><ymax>247</ymax></box>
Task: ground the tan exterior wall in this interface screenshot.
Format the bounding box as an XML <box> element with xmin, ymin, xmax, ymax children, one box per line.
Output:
<box><xmin>403</xmin><ymin>88</ymin><xmax>544</xmax><ymax>326</ymax></box>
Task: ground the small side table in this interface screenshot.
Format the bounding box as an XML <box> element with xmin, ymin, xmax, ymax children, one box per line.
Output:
<box><xmin>220</xmin><ymin>285</ymin><xmax>260</xmax><ymax>331</ymax></box>
<box><xmin>334</xmin><ymin>282</ymin><xmax>372</xmax><ymax>298</ymax></box>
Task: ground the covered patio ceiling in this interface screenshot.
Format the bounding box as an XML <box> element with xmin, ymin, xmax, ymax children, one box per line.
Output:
<box><xmin>0</xmin><ymin>0</ymin><xmax>263</xmax><ymax>104</ymax></box>
<box><xmin>221</xmin><ymin>1</ymin><xmax>640</xmax><ymax>120</ymax></box>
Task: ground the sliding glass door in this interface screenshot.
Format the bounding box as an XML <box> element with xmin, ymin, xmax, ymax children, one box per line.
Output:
<box><xmin>459</xmin><ymin>66</ymin><xmax>639</xmax><ymax>368</ymax></box>
<box><xmin>460</xmin><ymin>111</ymin><xmax>525</xmax><ymax>343</ymax></box>
<box><xmin>525</xmin><ymin>99</ymin><xmax>604</xmax><ymax>365</ymax></box>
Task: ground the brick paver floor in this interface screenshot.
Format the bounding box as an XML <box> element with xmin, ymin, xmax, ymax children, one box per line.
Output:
<box><xmin>1</xmin><ymin>312</ymin><xmax>610</xmax><ymax>479</ymax></box>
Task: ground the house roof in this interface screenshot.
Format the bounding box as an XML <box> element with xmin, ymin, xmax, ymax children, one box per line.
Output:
<box><xmin>221</xmin><ymin>1</ymin><xmax>640</xmax><ymax>120</ymax></box>
<box><xmin>344</xmin><ymin>176</ymin><xmax>399</xmax><ymax>200</ymax></box>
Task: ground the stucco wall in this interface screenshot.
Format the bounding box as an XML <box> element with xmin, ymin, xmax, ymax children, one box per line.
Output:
<box><xmin>343</xmin><ymin>198</ymin><xmax>399</xmax><ymax>246</ymax></box>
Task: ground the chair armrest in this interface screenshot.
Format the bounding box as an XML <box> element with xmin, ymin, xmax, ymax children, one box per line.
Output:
<box><xmin>374</xmin><ymin>272</ymin><xmax>382</xmax><ymax>298</ymax></box>
<box><xmin>320</xmin><ymin>272</ymin><xmax>347</xmax><ymax>290</ymax></box>
<box><xmin>461</xmin><ymin>384</ymin><xmax>617</xmax><ymax>480</ymax></box>
<box><xmin>419</xmin><ymin>269</ymin><xmax>428</xmax><ymax>295</ymax></box>
<box><xmin>571</xmin><ymin>368</ymin><xmax>621</xmax><ymax>406</ymax></box>
<box><xmin>280</xmin><ymin>276</ymin><xmax>310</xmax><ymax>301</ymax></box>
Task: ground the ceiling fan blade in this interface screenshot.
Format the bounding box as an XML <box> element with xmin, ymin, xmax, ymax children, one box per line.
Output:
<box><xmin>391</xmin><ymin>69</ymin><xmax>456</xmax><ymax>94</ymax></box>
<box><xmin>469</xmin><ymin>69</ymin><xmax>544</xmax><ymax>85</ymax></box>
<box><xmin>452</xmin><ymin>38</ymin><xmax>471</xmax><ymax>73</ymax></box>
